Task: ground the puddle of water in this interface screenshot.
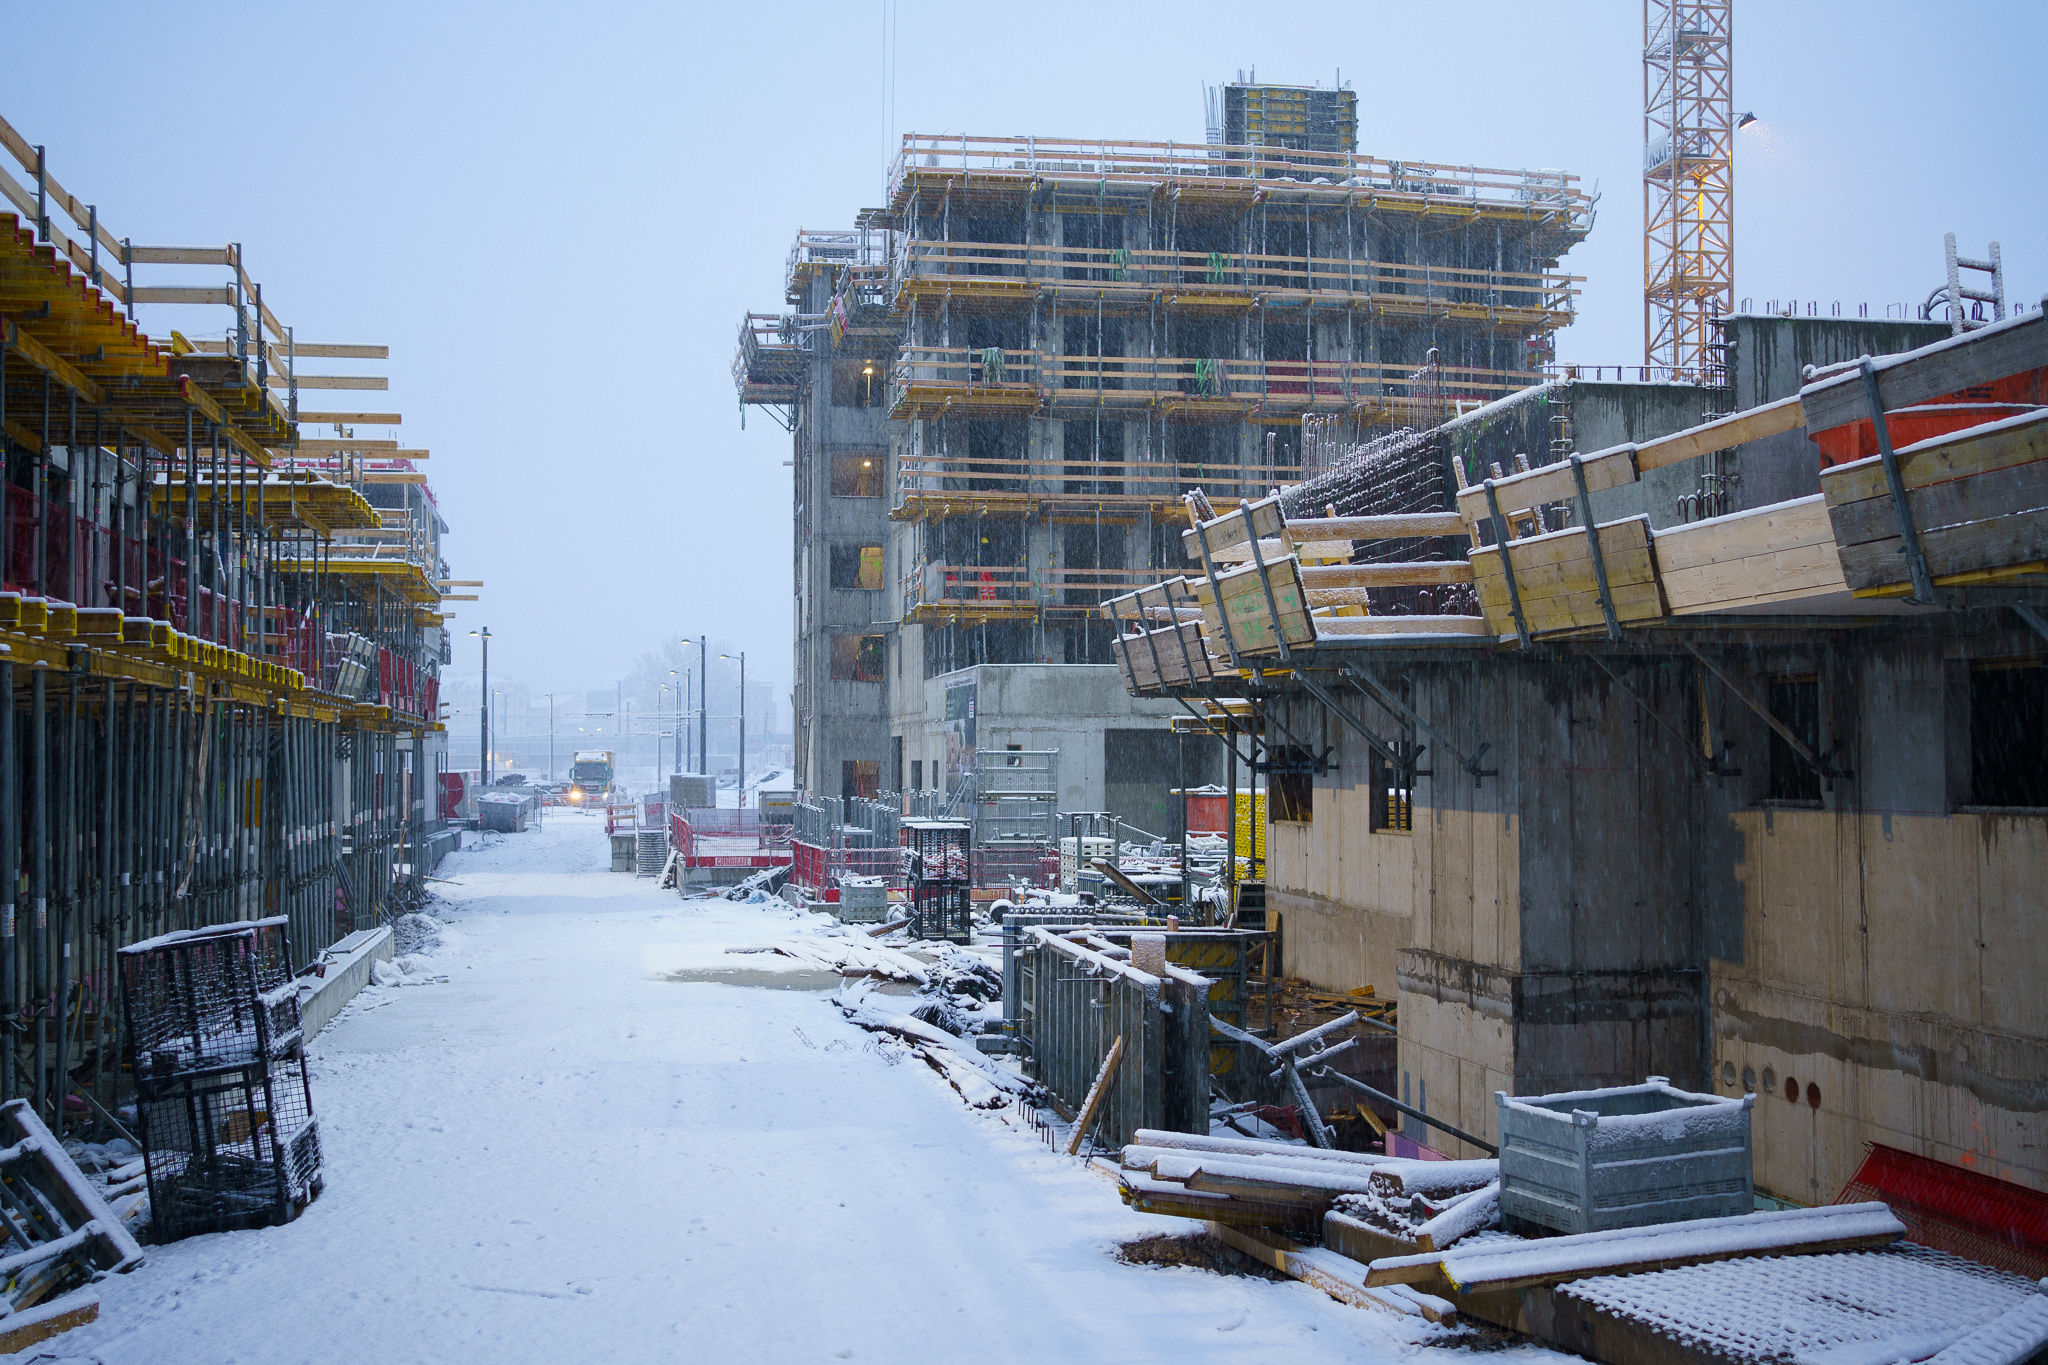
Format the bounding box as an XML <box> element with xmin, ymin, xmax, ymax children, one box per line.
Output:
<box><xmin>660</xmin><ymin>968</ymin><xmax>920</xmax><ymax>994</ymax></box>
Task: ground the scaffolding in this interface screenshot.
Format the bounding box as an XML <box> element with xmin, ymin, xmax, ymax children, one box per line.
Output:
<box><xmin>0</xmin><ymin>111</ymin><xmax>457</xmax><ymax>1139</ymax></box>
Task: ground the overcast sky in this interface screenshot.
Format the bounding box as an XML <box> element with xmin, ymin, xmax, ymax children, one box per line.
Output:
<box><xmin>10</xmin><ymin>0</ymin><xmax>2043</xmax><ymax>703</ymax></box>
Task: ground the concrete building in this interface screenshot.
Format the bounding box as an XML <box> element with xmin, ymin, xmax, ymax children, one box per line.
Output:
<box><xmin>1109</xmin><ymin>305</ymin><xmax>2048</xmax><ymax>1200</ymax></box>
<box><xmin>735</xmin><ymin>84</ymin><xmax>1593</xmax><ymax>811</ymax></box>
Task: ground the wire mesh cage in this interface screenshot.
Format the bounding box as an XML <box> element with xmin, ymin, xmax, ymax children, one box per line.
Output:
<box><xmin>135</xmin><ymin>1057</ymin><xmax>323</xmax><ymax>1240</ymax></box>
<box><xmin>908</xmin><ymin>882</ymin><xmax>973</xmax><ymax>943</ymax></box>
<box><xmin>118</xmin><ymin>917</ymin><xmax>302</xmax><ymax>1075</ymax></box>
<box><xmin>903</xmin><ymin>820</ymin><xmax>971</xmax><ymax>883</ymax></box>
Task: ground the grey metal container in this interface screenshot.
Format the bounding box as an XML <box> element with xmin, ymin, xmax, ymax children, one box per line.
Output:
<box><xmin>610</xmin><ymin>832</ymin><xmax>637</xmax><ymax>871</ymax></box>
<box><xmin>835</xmin><ymin>877</ymin><xmax>890</xmax><ymax>923</ymax></box>
<box><xmin>1496</xmin><ymin>1076</ymin><xmax>1754</xmax><ymax>1235</ymax></box>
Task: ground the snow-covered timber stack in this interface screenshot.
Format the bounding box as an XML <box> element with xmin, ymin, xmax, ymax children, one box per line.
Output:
<box><xmin>1113</xmin><ymin>1128</ymin><xmax>1487</xmax><ymax>1234</ymax></box>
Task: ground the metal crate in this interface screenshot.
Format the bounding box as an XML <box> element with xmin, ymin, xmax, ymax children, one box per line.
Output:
<box><xmin>835</xmin><ymin>876</ymin><xmax>890</xmax><ymax>923</ymax></box>
<box><xmin>118</xmin><ymin>918</ymin><xmax>302</xmax><ymax>1075</ymax></box>
<box><xmin>136</xmin><ymin>1057</ymin><xmax>323</xmax><ymax>1241</ymax></box>
<box><xmin>1496</xmin><ymin>1076</ymin><xmax>1754</xmax><ymax>1235</ymax></box>
<box><xmin>634</xmin><ymin>829</ymin><xmax>667</xmax><ymax>877</ymax></box>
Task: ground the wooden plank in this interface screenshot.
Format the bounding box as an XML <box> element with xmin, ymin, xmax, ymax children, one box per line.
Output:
<box><xmin>1827</xmin><ymin>456</ymin><xmax>2048</xmax><ymax>550</ymax></box>
<box><xmin>1819</xmin><ymin>408</ymin><xmax>2048</xmax><ymax>508</ymax></box>
<box><xmin>126</xmin><ymin>245</ymin><xmax>233</xmax><ymax>265</ymax></box>
<box><xmin>1637</xmin><ymin>393</ymin><xmax>1807</xmax><ymax>472</ymax></box>
<box><xmin>1208</xmin><ymin>536</ymin><xmax>1354</xmax><ymax>565</ymax></box>
<box><xmin>1471</xmin><ymin>516</ymin><xmax>1655</xmax><ymax>574</ymax></box>
<box><xmin>1289</xmin><ymin>513</ymin><xmax>1468</xmax><ymax>540</ymax></box>
<box><xmin>1801</xmin><ymin>312</ymin><xmax>2045</xmax><ymax>434</ymax></box>
<box><xmin>1184</xmin><ymin>494</ymin><xmax>1286</xmax><ymax>556</ymax></box>
<box><xmin>1455</xmin><ymin>446</ymin><xmax>1638</xmax><ymax>524</ymax></box>
<box><xmin>1838</xmin><ymin>507</ymin><xmax>2048</xmax><ymax>593</ymax></box>
<box><xmin>290</xmin><ymin>438</ymin><xmax>400</xmax><ymax>452</ymax></box>
<box><xmin>289</xmin><ymin>343</ymin><xmax>389</xmax><ymax>360</ymax></box>
<box><xmin>1</xmin><ymin>321</ymin><xmax>104</xmax><ymax>403</ymax></box>
<box><xmin>280</xmin><ymin>375</ymin><xmax>387</xmax><ymax>390</ymax></box>
<box><xmin>297</xmin><ymin>411</ymin><xmax>401</xmax><ymax>425</ymax></box>
<box><xmin>1663</xmin><ymin>539</ymin><xmax>1849</xmax><ymax>613</ymax></box>
<box><xmin>1651</xmin><ymin>496</ymin><xmax>1837</xmax><ymax>571</ymax></box>
<box><xmin>128</xmin><ymin>285</ymin><xmax>233</xmax><ymax>306</ymax></box>
<box><xmin>1473</xmin><ymin>543</ymin><xmax>1659</xmax><ymax>606</ymax></box>
<box><xmin>1065</xmin><ymin>1035</ymin><xmax>1125</xmax><ymax>1154</ymax></box>
<box><xmin>1301</xmin><ymin>562</ymin><xmax>1475</xmax><ymax>589</ymax></box>
<box><xmin>1453</xmin><ymin>396</ymin><xmax>1807</xmax><ymax>529</ymax></box>
<box><xmin>1314</xmin><ymin>614</ymin><xmax>1488</xmax><ymax>637</ymax></box>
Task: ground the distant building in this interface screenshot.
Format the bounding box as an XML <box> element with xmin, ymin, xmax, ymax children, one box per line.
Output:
<box><xmin>736</xmin><ymin>83</ymin><xmax>1591</xmax><ymax>825</ymax></box>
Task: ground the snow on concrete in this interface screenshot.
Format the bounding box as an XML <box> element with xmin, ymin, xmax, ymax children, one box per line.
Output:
<box><xmin>67</xmin><ymin>809</ymin><xmax>1555</xmax><ymax>1364</ymax></box>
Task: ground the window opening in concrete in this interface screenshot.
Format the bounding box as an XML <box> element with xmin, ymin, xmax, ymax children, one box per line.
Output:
<box><xmin>1766</xmin><ymin>675</ymin><xmax>1822</xmax><ymax>803</ymax></box>
<box><xmin>831</xmin><ymin>358</ymin><xmax>885</xmax><ymax>408</ymax></box>
<box><xmin>829</xmin><ymin>453</ymin><xmax>882</xmax><ymax>498</ymax></box>
<box><xmin>1369</xmin><ymin>749</ymin><xmax>1413</xmax><ymax>833</ymax></box>
<box><xmin>829</xmin><ymin>632</ymin><xmax>886</xmax><ymax>682</ymax></box>
<box><xmin>1268</xmin><ymin>748</ymin><xmax>1313</xmax><ymax>824</ymax></box>
<box><xmin>841</xmin><ymin>760</ymin><xmax>879</xmax><ymax>802</ymax></box>
<box><xmin>910</xmin><ymin>759</ymin><xmax>923</xmax><ymax>791</ymax></box>
<box><xmin>829</xmin><ymin>544</ymin><xmax>885</xmax><ymax>591</ymax></box>
<box><xmin>1970</xmin><ymin>659</ymin><xmax>2048</xmax><ymax>807</ymax></box>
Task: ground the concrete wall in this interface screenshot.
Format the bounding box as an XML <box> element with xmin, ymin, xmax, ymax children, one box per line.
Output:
<box><xmin>793</xmin><ymin>273</ymin><xmax>893</xmax><ymax>798</ymax></box>
<box><xmin>1708</xmin><ymin>622</ymin><xmax>2048</xmax><ymax>1199</ymax></box>
<box><xmin>894</xmin><ymin>664</ymin><xmax>1182</xmax><ymax>817</ymax></box>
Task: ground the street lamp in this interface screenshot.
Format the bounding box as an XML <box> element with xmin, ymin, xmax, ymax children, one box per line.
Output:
<box><xmin>686</xmin><ymin>636</ymin><xmax>707</xmax><ymax>778</ymax></box>
<box><xmin>721</xmin><ymin>651</ymin><xmax>745</xmax><ymax>807</ymax></box>
<box><xmin>656</xmin><ymin>682</ymin><xmax>668</xmax><ymax>776</ymax></box>
<box><xmin>546</xmin><ymin>693</ymin><xmax>555</xmax><ymax>782</ymax></box>
<box><xmin>468</xmin><ymin>627</ymin><xmax>490</xmax><ymax>782</ymax></box>
<box><xmin>669</xmin><ymin>669</ymin><xmax>680</xmax><ymax>776</ymax></box>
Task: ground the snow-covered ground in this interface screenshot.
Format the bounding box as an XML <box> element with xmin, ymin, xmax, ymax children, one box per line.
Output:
<box><xmin>70</xmin><ymin>812</ymin><xmax>1563</xmax><ymax>1364</ymax></box>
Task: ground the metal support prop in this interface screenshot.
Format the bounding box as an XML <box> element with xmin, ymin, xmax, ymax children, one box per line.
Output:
<box><xmin>1860</xmin><ymin>359</ymin><xmax>1936</xmax><ymax>604</ymax></box>
<box><xmin>1570</xmin><ymin>454</ymin><xmax>1622</xmax><ymax>640</ymax></box>
<box><xmin>2016</xmin><ymin>603</ymin><xmax>2048</xmax><ymax>646</ymax></box>
<box><xmin>1482</xmin><ymin>479</ymin><xmax>1530</xmax><ymax>647</ymax></box>
<box><xmin>1685</xmin><ymin>642</ymin><xmax>1846</xmax><ymax>782</ymax></box>
<box><xmin>1308</xmin><ymin>1066</ymin><xmax>1498</xmax><ymax>1155</ymax></box>
<box><xmin>1341</xmin><ymin>665</ymin><xmax>1495</xmax><ymax>785</ymax></box>
<box><xmin>1288</xmin><ymin>671</ymin><xmax>1403</xmax><ymax>772</ymax></box>
<box><xmin>1190</xmin><ymin>517</ymin><xmax>1243</xmax><ymax>670</ymax></box>
<box><xmin>1241</xmin><ymin>505</ymin><xmax>1292</xmax><ymax>663</ymax></box>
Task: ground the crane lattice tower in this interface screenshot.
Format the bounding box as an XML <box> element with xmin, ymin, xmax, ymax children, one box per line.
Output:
<box><xmin>1643</xmin><ymin>0</ymin><xmax>1734</xmax><ymax>383</ymax></box>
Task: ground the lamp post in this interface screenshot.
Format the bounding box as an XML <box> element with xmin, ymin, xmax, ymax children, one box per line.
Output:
<box><xmin>656</xmin><ymin>683</ymin><xmax>667</xmax><ymax>777</ymax></box>
<box><xmin>669</xmin><ymin>669</ymin><xmax>680</xmax><ymax>775</ymax></box>
<box><xmin>546</xmin><ymin>693</ymin><xmax>555</xmax><ymax>781</ymax></box>
<box><xmin>682</xmin><ymin>666</ymin><xmax>693</xmax><ymax>772</ymax></box>
<box><xmin>689</xmin><ymin>636</ymin><xmax>707</xmax><ymax>779</ymax></box>
<box><xmin>721</xmin><ymin>651</ymin><xmax>745</xmax><ymax>807</ymax></box>
<box><xmin>468</xmin><ymin>627</ymin><xmax>490</xmax><ymax>783</ymax></box>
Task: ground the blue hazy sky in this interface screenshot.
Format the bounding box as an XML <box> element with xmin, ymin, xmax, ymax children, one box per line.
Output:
<box><xmin>8</xmin><ymin>0</ymin><xmax>2043</xmax><ymax>700</ymax></box>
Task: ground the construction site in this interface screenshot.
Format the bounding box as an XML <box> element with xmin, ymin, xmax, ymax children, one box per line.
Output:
<box><xmin>2</xmin><ymin>2</ymin><xmax>2046</xmax><ymax>1362</ymax></box>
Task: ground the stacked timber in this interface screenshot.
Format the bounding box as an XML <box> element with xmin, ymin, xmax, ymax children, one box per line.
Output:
<box><xmin>1114</xmin><ymin>1129</ymin><xmax>1404</xmax><ymax>1231</ymax></box>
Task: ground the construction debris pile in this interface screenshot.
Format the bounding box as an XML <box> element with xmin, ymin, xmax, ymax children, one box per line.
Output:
<box><xmin>1110</xmin><ymin>1088</ymin><xmax>2048</xmax><ymax>1363</ymax></box>
<box><xmin>0</xmin><ymin>1099</ymin><xmax>145</xmax><ymax>1354</ymax></box>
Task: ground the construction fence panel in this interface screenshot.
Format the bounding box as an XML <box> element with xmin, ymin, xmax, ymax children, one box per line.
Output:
<box><xmin>1014</xmin><ymin>927</ymin><xmax>1208</xmax><ymax>1150</ymax></box>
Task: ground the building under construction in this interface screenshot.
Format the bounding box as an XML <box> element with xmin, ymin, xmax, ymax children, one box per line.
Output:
<box><xmin>736</xmin><ymin>81</ymin><xmax>1592</xmax><ymax>827</ymax></box>
<box><xmin>1104</xmin><ymin>288</ymin><xmax>2048</xmax><ymax>1203</ymax></box>
<box><xmin>0</xmin><ymin>115</ymin><xmax>455</xmax><ymax>1127</ymax></box>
